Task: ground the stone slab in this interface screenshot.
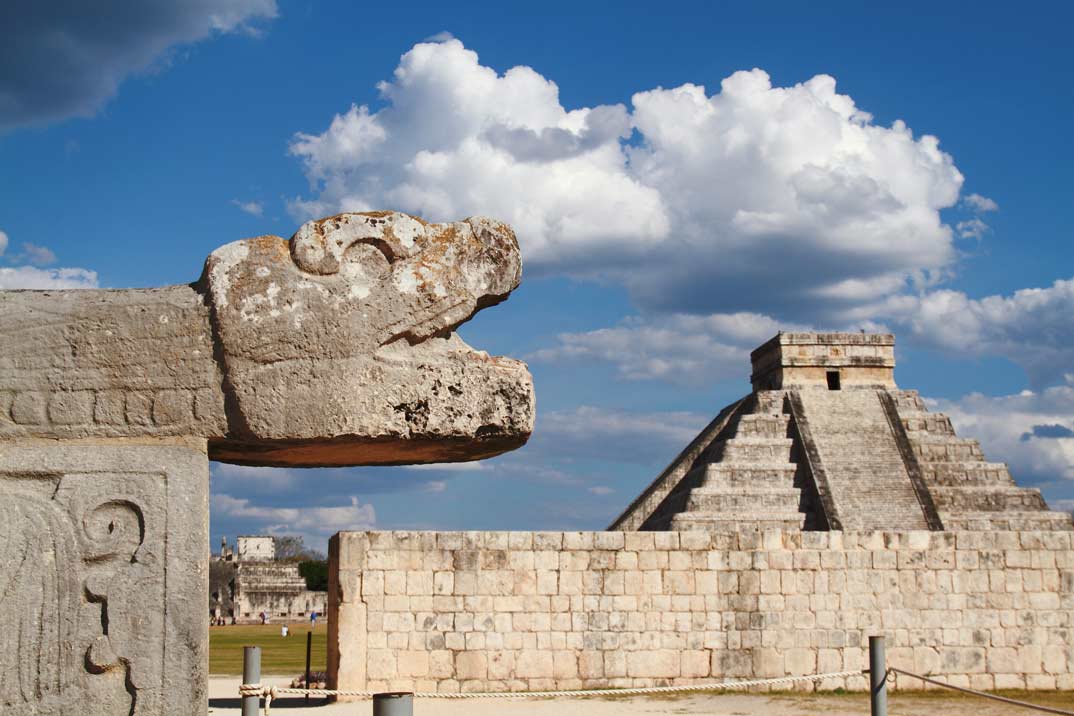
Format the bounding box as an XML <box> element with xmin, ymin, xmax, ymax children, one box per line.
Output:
<box><xmin>0</xmin><ymin>211</ymin><xmax>535</xmax><ymax>468</ymax></box>
<box><xmin>0</xmin><ymin>440</ymin><xmax>208</xmax><ymax>715</ymax></box>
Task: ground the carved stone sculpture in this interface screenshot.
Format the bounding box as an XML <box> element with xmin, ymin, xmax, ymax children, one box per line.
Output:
<box><xmin>0</xmin><ymin>212</ymin><xmax>535</xmax><ymax>714</ymax></box>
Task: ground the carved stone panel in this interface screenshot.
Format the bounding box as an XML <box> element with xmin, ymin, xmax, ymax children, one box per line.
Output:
<box><xmin>0</xmin><ymin>441</ymin><xmax>208</xmax><ymax>716</ymax></box>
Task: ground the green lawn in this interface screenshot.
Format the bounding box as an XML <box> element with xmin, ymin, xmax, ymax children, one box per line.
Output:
<box><xmin>209</xmin><ymin>623</ymin><xmax>328</xmax><ymax>675</ymax></box>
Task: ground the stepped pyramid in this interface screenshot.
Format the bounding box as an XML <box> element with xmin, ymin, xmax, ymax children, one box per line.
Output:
<box><xmin>611</xmin><ymin>332</ymin><xmax>1073</xmax><ymax>532</ymax></box>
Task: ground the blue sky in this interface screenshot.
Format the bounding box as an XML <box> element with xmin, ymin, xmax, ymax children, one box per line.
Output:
<box><xmin>2</xmin><ymin>1</ymin><xmax>1072</xmax><ymax>552</ymax></box>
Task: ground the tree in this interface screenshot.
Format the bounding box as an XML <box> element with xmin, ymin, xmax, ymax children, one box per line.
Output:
<box><xmin>298</xmin><ymin>560</ymin><xmax>329</xmax><ymax>591</ymax></box>
<box><xmin>273</xmin><ymin>535</ymin><xmax>325</xmax><ymax>562</ymax></box>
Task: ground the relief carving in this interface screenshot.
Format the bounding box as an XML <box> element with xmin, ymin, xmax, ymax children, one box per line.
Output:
<box><xmin>0</xmin><ymin>471</ymin><xmax>166</xmax><ymax>715</ymax></box>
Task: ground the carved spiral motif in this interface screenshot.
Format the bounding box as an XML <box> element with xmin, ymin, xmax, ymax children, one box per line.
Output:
<box><xmin>81</xmin><ymin>500</ymin><xmax>144</xmax><ymax>562</ymax></box>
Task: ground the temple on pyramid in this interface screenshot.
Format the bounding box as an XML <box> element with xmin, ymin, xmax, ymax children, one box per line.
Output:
<box><xmin>611</xmin><ymin>332</ymin><xmax>1074</xmax><ymax>532</ymax></box>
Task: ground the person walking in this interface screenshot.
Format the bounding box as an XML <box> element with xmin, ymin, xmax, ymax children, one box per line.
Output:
<box><xmin>281</xmin><ymin>624</ymin><xmax>289</xmax><ymax>638</ymax></box>
<box><xmin>309</xmin><ymin>610</ymin><xmax>318</xmax><ymax>627</ymax></box>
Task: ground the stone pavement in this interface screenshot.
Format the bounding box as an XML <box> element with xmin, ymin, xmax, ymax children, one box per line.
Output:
<box><xmin>206</xmin><ymin>677</ymin><xmax>1069</xmax><ymax>715</ymax></box>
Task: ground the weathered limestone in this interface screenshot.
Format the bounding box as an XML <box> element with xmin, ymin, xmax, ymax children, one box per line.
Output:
<box><xmin>0</xmin><ymin>212</ymin><xmax>535</xmax><ymax>467</ymax></box>
<box><xmin>329</xmin><ymin>529</ymin><xmax>1074</xmax><ymax>694</ymax></box>
<box><xmin>0</xmin><ymin>212</ymin><xmax>535</xmax><ymax>715</ymax></box>
<box><xmin>0</xmin><ymin>441</ymin><xmax>208</xmax><ymax>715</ymax></box>
<box><xmin>613</xmin><ymin>332</ymin><xmax>1072</xmax><ymax>533</ymax></box>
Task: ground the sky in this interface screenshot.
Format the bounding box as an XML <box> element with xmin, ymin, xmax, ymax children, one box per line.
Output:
<box><xmin>2</xmin><ymin>1</ymin><xmax>1072</xmax><ymax>552</ymax></box>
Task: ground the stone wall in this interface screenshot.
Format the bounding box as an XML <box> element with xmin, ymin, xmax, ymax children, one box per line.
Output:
<box><xmin>328</xmin><ymin>529</ymin><xmax>1074</xmax><ymax>696</ymax></box>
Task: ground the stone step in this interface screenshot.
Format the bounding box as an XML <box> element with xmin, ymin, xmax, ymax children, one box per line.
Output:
<box><xmin>920</xmin><ymin>461</ymin><xmax>1014</xmax><ymax>486</ymax></box>
<box><xmin>685</xmin><ymin>486</ymin><xmax>803</xmax><ymax>512</ymax></box>
<box><xmin>900</xmin><ymin>411</ymin><xmax>955</xmax><ymax>435</ymax></box>
<box><xmin>700</xmin><ymin>463</ymin><xmax>798</xmax><ymax>488</ymax></box>
<box><xmin>707</xmin><ymin>437</ymin><xmax>794</xmax><ymax>463</ymax></box>
<box><xmin>733</xmin><ymin>413</ymin><xmax>790</xmax><ymax>439</ymax></box>
<box><xmin>889</xmin><ymin>390</ymin><xmax>927</xmax><ymax>411</ymax></box>
<box><xmin>911</xmin><ymin>437</ymin><xmax>984</xmax><ymax>462</ymax></box>
<box><xmin>931</xmin><ymin>486</ymin><xmax>1047</xmax><ymax>512</ymax></box>
<box><xmin>753</xmin><ymin>391</ymin><xmax>788</xmax><ymax>415</ymax></box>
<box><xmin>941</xmin><ymin>511</ymin><xmax>1074</xmax><ymax>531</ymax></box>
<box><xmin>670</xmin><ymin>511</ymin><xmax>807</xmax><ymax>531</ymax></box>
<box><xmin>793</xmin><ymin>388</ymin><xmax>931</xmax><ymax>531</ymax></box>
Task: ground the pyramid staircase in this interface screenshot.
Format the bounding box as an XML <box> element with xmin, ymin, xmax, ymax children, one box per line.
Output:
<box><xmin>890</xmin><ymin>390</ymin><xmax>1073</xmax><ymax>531</ymax></box>
<box><xmin>641</xmin><ymin>392</ymin><xmax>824</xmax><ymax>531</ymax></box>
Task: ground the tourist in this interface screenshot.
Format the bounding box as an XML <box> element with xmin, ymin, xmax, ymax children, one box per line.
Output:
<box><xmin>281</xmin><ymin>624</ymin><xmax>289</xmax><ymax>638</ymax></box>
<box><xmin>310</xmin><ymin>610</ymin><xmax>318</xmax><ymax>627</ymax></box>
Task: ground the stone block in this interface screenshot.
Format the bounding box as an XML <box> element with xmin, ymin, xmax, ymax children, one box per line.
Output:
<box><xmin>515</xmin><ymin>650</ymin><xmax>554</xmax><ymax>678</ymax></box>
<box><xmin>0</xmin><ymin>442</ymin><xmax>208</xmax><ymax>716</ymax></box>
<box><xmin>626</xmin><ymin>650</ymin><xmax>680</xmax><ymax>678</ymax></box>
<box><xmin>455</xmin><ymin>652</ymin><xmax>487</xmax><ymax>680</ymax></box>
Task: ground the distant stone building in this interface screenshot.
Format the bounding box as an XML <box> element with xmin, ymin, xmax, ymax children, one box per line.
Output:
<box><xmin>210</xmin><ymin>536</ymin><xmax>327</xmax><ymax>623</ymax></box>
<box><xmin>612</xmin><ymin>332</ymin><xmax>1074</xmax><ymax>532</ymax></box>
<box><xmin>237</xmin><ymin>535</ymin><xmax>276</xmax><ymax>561</ymax></box>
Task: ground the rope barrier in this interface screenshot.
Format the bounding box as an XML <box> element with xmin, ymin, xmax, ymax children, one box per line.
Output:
<box><xmin>242</xmin><ymin>666</ymin><xmax>1074</xmax><ymax>715</ymax></box>
<box><xmin>889</xmin><ymin>668</ymin><xmax>1074</xmax><ymax>715</ymax></box>
<box><xmin>240</xmin><ymin>669</ymin><xmax>867</xmax><ymax>714</ymax></box>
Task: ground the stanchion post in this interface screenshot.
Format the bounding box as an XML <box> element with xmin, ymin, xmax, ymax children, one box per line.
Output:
<box><xmin>305</xmin><ymin>630</ymin><xmax>312</xmax><ymax>705</ymax></box>
<box><xmin>242</xmin><ymin>646</ymin><xmax>262</xmax><ymax>716</ymax></box>
<box><xmin>869</xmin><ymin>635</ymin><xmax>887</xmax><ymax>716</ymax></box>
<box><xmin>373</xmin><ymin>691</ymin><xmax>414</xmax><ymax>716</ymax></box>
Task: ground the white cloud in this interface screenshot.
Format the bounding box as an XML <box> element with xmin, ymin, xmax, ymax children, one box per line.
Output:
<box><xmin>0</xmin><ymin>1</ymin><xmax>278</xmax><ymax>130</ymax></box>
<box><xmin>231</xmin><ymin>199</ymin><xmax>264</xmax><ymax>216</ymax></box>
<box><xmin>0</xmin><ymin>230</ymin><xmax>7</xmax><ymax>255</ymax></box>
<box><xmin>956</xmin><ymin>217</ymin><xmax>990</xmax><ymax>239</ymax></box>
<box><xmin>423</xmin><ymin>30</ymin><xmax>456</xmax><ymax>43</ymax></box>
<box><xmin>885</xmin><ymin>277</ymin><xmax>1074</xmax><ymax>388</ymax></box>
<box><xmin>290</xmin><ymin>39</ymin><xmax>964</xmax><ymax>319</ymax></box>
<box><xmin>211</xmin><ymin>493</ymin><xmax>376</xmax><ymax>546</ymax></box>
<box><xmin>588</xmin><ymin>486</ymin><xmax>615</xmax><ymax>496</ymax></box>
<box><xmin>930</xmin><ymin>379</ymin><xmax>1074</xmax><ymax>487</ymax></box>
<box><xmin>525</xmin><ymin>405</ymin><xmax>708</xmax><ymax>468</ymax></box>
<box><xmin>532</xmin><ymin>311</ymin><xmax>807</xmax><ymax>386</ymax></box>
<box><xmin>961</xmin><ymin>192</ymin><xmax>999</xmax><ymax>212</ymax></box>
<box><xmin>424</xmin><ymin>481</ymin><xmax>447</xmax><ymax>493</ymax></box>
<box><xmin>0</xmin><ymin>266</ymin><xmax>98</xmax><ymax>289</ymax></box>
<box><xmin>15</xmin><ymin>242</ymin><xmax>56</xmax><ymax>266</ymax></box>
<box><xmin>536</xmin><ymin>276</ymin><xmax>1074</xmax><ymax>391</ymax></box>
<box><xmin>408</xmin><ymin>462</ymin><xmax>485</xmax><ymax>472</ymax></box>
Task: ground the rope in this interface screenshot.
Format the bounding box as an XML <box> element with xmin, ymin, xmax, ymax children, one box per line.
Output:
<box><xmin>241</xmin><ymin>669</ymin><xmax>867</xmax><ymax>714</ymax></box>
<box><xmin>890</xmin><ymin>668</ymin><xmax>1074</xmax><ymax>715</ymax></box>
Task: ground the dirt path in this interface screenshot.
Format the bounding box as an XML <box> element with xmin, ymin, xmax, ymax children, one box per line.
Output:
<box><xmin>208</xmin><ymin>677</ymin><xmax>1073</xmax><ymax>716</ymax></box>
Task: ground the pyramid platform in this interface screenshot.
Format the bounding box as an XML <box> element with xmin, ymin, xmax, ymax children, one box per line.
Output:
<box><xmin>611</xmin><ymin>332</ymin><xmax>1073</xmax><ymax>532</ymax></box>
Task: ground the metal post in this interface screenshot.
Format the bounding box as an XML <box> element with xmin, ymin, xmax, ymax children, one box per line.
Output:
<box><xmin>242</xmin><ymin>646</ymin><xmax>262</xmax><ymax>716</ymax></box>
<box><xmin>869</xmin><ymin>635</ymin><xmax>887</xmax><ymax>716</ymax></box>
<box><xmin>373</xmin><ymin>691</ymin><xmax>414</xmax><ymax>716</ymax></box>
<box><xmin>305</xmin><ymin>630</ymin><xmax>312</xmax><ymax>704</ymax></box>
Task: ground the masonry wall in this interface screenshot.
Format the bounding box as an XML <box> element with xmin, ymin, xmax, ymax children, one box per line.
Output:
<box><xmin>327</xmin><ymin>530</ymin><xmax>1074</xmax><ymax>695</ymax></box>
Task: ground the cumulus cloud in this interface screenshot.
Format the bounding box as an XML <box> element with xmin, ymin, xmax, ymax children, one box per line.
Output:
<box><xmin>13</xmin><ymin>242</ymin><xmax>57</xmax><ymax>266</ymax></box>
<box><xmin>0</xmin><ymin>0</ymin><xmax>278</xmax><ymax>130</ymax></box>
<box><xmin>956</xmin><ymin>217</ymin><xmax>990</xmax><ymax>240</ymax></box>
<box><xmin>231</xmin><ymin>199</ymin><xmax>264</xmax><ymax>216</ymax></box>
<box><xmin>885</xmin><ymin>277</ymin><xmax>1074</xmax><ymax>388</ymax></box>
<box><xmin>962</xmin><ymin>193</ymin><xmax>999</xmax><ymax>213</ymax></box>
<box><xmin>532</xmin><ymin>311</ymin><xmax>808</xmax><ymax>386</ymax></box>
<box><xmin>211</xmin><ymin>493</ymin><xmax>376</xmax><ymax>548</ymax></box>
<box><xmin>930</xmin><ymin>379</ymin><xmax>1074</xmax><ymax>487</ymax></box>
<box><xmin>290</xmin><ymin>39</ymin><xmax>965</xmax><ymax>319</ymax></box>
<box><xmin>0</xmin><ymin>229</ymin><xmax>96</xmax><ymax>288</ymax></box>
<box><xmin>0</xmin><ymin>266</ymin><xmax>98</xmax><ymax>289</ymax></box>
<box><xmin>536</xmin><ymin>275</ymin><xmax>1074</xmax><ymax>391</ymax></box>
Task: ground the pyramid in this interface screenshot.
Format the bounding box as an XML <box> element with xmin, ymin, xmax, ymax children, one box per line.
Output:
<box><xmin>611</xmin><ymin>332</ymin><xmax>1073</xmax><ymax>532</ymax></box>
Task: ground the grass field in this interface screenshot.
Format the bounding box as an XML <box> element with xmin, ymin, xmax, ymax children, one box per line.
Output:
<box><xmin>209</xmin><ymin>623</ymin><xmax>327</xmax><ymax>675</ymax></box>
